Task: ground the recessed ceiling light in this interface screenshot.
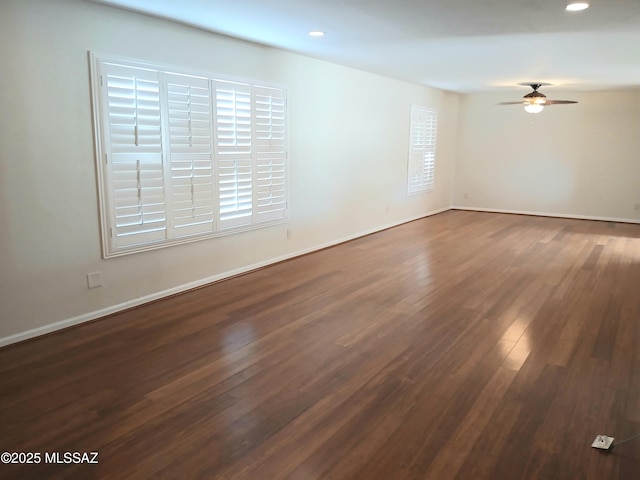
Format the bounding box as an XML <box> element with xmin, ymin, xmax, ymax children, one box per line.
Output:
<box><xmin>566</xmin><ymin>2</ymin><xmax>589</xmax><ymax>11</ymax></box>
<box><xmin>309</xmin><ymin>31</ymin><xmax>325</xmax><ymax>37</ymax></box>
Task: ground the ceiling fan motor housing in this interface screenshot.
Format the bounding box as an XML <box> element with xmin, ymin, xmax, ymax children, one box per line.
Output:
<box><xmin>523</xmin><ymin>89</ymin><xmax>546</xmax><ymax>105</ymax></box>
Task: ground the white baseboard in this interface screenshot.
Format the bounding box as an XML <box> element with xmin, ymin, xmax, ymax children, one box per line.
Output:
<box><xmin>0</xmin><ymin>207</ymin><xmax>450</xmax><ymax>348</ymax></box>
<box><xmin>451</xmin><ymin>206</ymin><xmax>640</xmax><ymax>225</ymax></box>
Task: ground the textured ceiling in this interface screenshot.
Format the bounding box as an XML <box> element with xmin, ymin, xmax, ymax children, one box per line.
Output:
<box><xmin>89</xmin><ymin>0</ymin><xmax>640</xmax><ymax>93</ymax></box>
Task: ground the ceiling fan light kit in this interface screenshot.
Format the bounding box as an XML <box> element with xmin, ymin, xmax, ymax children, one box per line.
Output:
<box><xmin>500</xmin><ymin>83</ymin><xmax>578</xmax><ymax>114</ymax></box>
<box><xmin>524</xmin><ymin>103</ymin><xmax>544</xmax><ymax>114</ymax></box>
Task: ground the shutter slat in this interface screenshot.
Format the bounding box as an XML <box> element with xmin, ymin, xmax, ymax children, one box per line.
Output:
<box><xmin>253</xmin><ymin>87</ymin><xmax>286</xmax><ymax>220</ymax></box>
<box><xmin>166</xmin><ymin>73</ymin><xmax>215</xmax><ymax>238</ymax></box>
<box><xmin>214</xmin><ymin>80</ymin><xmax>254</xmax><ymax>228</ymax></box>
<box><xmin>101</xmin><ymin>61</ymin><xmax>167</xmax><ymax>248</ymax></box>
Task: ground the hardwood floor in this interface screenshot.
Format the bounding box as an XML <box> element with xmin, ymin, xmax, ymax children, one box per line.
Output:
<box><xmin>1</xmin><ymin>210</ymin><xmax>640</xmax><ymax>479</ymax></box>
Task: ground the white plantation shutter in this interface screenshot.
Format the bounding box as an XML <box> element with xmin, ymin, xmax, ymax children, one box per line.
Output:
<box><xmin>166</xmin><ymin>73</ymin><xmax>215</xmax><ymax>238</ymax></box>
<box><xmin>214</xmin><ymin>81</ymin><xmax>253</xmax><ymax>229</ymax></box>
<box><xmin>100</xmin><ymin>63</ymin><xmax>167</xmax><ymax>249</ymax></box>
<box><xmin>92</xmin><ymin>55</ymin><xmax>288</xmax><ymax>257</ymax></box>
<box><xmin>253</xmin><ymin>86</ymin><xmax>287</xmax><ymax>223</ymax></box>
<box><xmin>407</xmin><ymin>105</ymin><xmax>437</xmax><ymax>195</ymax></box>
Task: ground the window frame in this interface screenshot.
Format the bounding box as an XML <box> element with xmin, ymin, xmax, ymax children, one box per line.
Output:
<box><xmin>89</xmin><ymin>53</ymin><xmax>289</xmax><ymax>258</ymax></box>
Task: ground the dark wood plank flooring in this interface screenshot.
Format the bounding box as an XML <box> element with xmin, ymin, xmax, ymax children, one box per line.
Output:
<box><xmin>1</xmin><ymin>210</ymin><xmax>640</xmax><ymax>479</ymax></box>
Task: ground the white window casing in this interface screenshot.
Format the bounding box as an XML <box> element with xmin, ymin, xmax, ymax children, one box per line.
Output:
<box><xmin>90</xmin><ymin>55</ymin><xmax>288</xmax><ymax>257</ymax></box>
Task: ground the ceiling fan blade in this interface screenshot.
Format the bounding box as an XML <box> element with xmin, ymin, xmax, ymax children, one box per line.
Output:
<box><xmin>498</xmin><ymin>99</ymin><xmax>578</xmax><ymax>106</ymax></box>
<box><xmin>498</xmin><ymin>84</ymin><xmax>577</xmax><ymax>108</ymax></box>
<box><xmin>541</xmin><ymin>100</ymin><xmax>578</xmax><ymax>105</ymax></box>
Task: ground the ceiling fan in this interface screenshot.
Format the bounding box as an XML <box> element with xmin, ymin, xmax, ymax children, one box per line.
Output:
<box><xmin>500</xmin><ymin>83</ymin><xmax>577</xmax><ymax>114</ymax></box>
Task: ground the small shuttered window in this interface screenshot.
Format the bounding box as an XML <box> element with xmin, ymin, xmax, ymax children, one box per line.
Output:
<box><xmin>91</xmin><ymin>55</ymin><xmax>288</xmax><ymax>257</ymax></box>
<box><xmin>407</xmin><ymin>105</ymin><xmax>437</xmax><ymax>195</ymax></box>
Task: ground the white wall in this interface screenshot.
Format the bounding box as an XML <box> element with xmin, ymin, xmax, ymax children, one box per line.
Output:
<box><xmin>0</xmin><ymin>0</ymin><xmax>458</xmax><ymax>344</ymax></box>
<box><xmin>454</xmin><ymin>90</ymin><xmax>640</xmax><ymax>221</ymax></box>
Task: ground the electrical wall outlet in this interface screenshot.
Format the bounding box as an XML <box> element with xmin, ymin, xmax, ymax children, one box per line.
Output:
<box><xmin>591</xmin><ymin>435</ymin><xmax>614</xmax><ymax>450</ymax></box>
<box><xmin>286</xmin><ymin>229</ymin><xmax>292</xmax><ymax>240</ymax></box>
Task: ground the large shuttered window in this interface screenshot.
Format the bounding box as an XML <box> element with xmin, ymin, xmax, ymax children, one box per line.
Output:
<box><xmin>91</xmin><ymin>55</ymin><xmax>288</xmax><ymax>257</ymax></box>
<box><xmin>407</xmin><ymin>105</ymin><xmax>437</xmax><ymax>195</ymax></box>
